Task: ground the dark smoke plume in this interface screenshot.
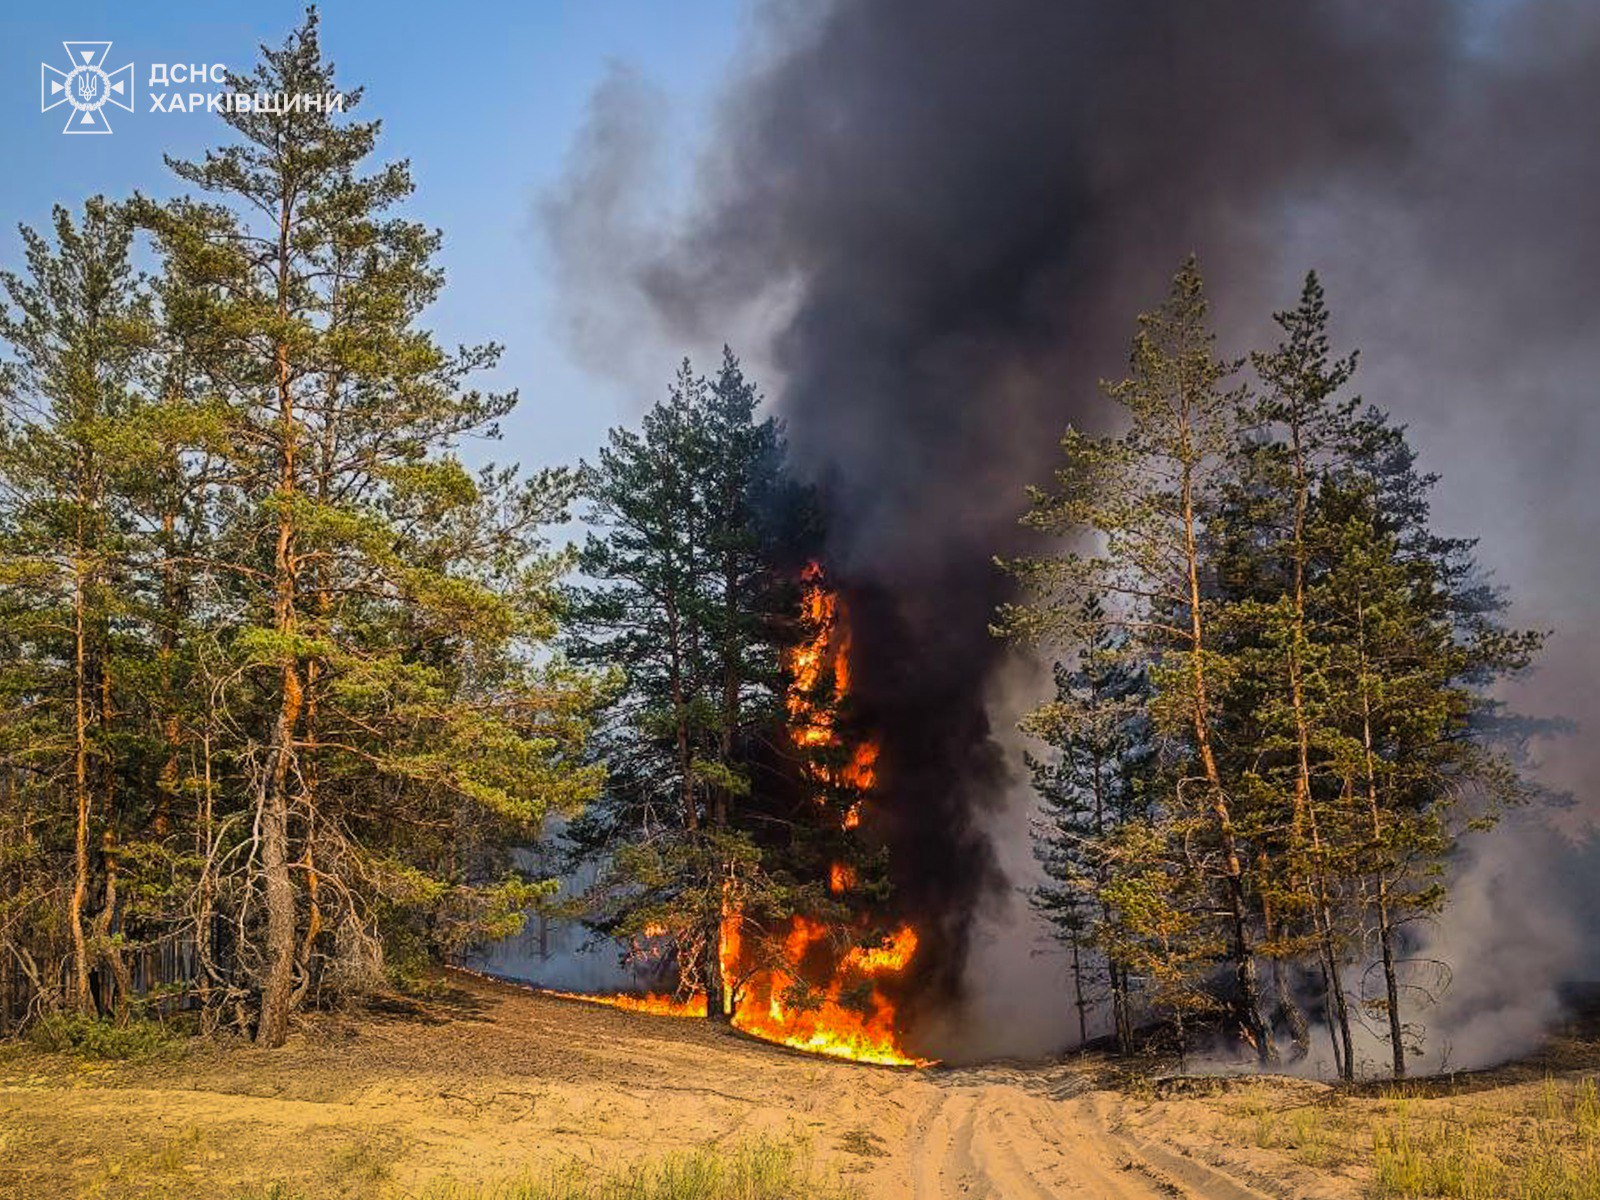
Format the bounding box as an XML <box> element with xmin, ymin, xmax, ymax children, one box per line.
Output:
<box><xmin>542</xmin><ymin>0</ymin><xmax>1600</xmax><ymax>1062</ymax></box>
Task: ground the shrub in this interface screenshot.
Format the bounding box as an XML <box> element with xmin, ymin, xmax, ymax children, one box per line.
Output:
<box><xmin>29</xmin><ymin>1012</ymin><xmax>180</xmax><ymax>1060</ymax></box>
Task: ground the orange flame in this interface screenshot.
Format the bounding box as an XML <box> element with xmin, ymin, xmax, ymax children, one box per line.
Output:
<box><xmin>786</xmin><ymin>562</ymin><xmax>882</xmax><ymax>801</ymax></box>
<box><xmin>732</xmin><ymin>560</ymin><xmax>924</xmax><ymax>1064</ymax></box>
<box><xmin>543</xmin><ymin>988</ymin><xmax>707</xmax><ymax>1018</ymax></box>
<box><xmin>543</xmin><ymin>918</ymin><xmax>929</xmax><ymax>1066</ymax></box>
<box><xmin>541</xmin><ymin>562</ymin><xmax>930</xmax><ymax>1067</ymax></box>
<box><xmin>729</xmin><ymin>918</ymin><xmax>931</xmax><ymax>1066</ymax></box>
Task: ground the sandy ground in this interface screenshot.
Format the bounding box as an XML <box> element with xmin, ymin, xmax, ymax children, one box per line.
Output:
<box><xmin>0</xmin><ymin>971</ymin><xmax>1345</xmax><ymax>1199</ymax></box>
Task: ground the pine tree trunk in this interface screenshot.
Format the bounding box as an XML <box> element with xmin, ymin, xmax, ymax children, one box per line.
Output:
<box><xmin>1377</xmin><ymin>901</ymin><xmax>1405</xmax><ymax>1079</ymax></box>
<box><xmin>701</xmin><ymin>814</ymin><xmax>731</xmax><ymax>1019</ymax></box>
<box><xmin>94</xmin><ymin>648</ymin><xmax>130</xmax><ymax>1022</ymax></box>
<box><xmin>1310</xmin><ymin>879</ymin><xmax>1355</xmax><ymax>1081</ymax></box>
<box><xmin>1321</xmin><ymin>963</ymin><xmax>1346</xmax><ymax>1080</ymax></box>
<box><xmin>197</xmin><ymin>728</ymin><xmax>218</xmax><ymax>1030</ymax></box>
<box><xmin>69</xmin><ymin>504</ymin><xmax>93</xmax><ymax>1015</ymax></box>
<box><xmin>1282</xmin><ymin>418</ymin><xmax>1354</xmax><ymax>1078</ymax></box>
<box><xmin>154</xmin><ymin>502</ymin><xmax>180</xmax><ymax>838</ymax></box>
<box><xmin>94</xmin><ymin>829</ymin><xmax>132</xmax><ymax>1022</ymax></box>
<box><xmin>665</xmin><ymin>592</ymin><xmax>697</xmax><ymax>834</ymax></box>
<box><xmin>1357</xmin><ymin>640</ymin><xmax>1406</xmax><ymax>1079</ymax></box>
<box><xmin>257</xmin><ymin>217</ymin><xmax>303</xmax><ymax>1047</ymax></box>
<box><xmin>1180</xmin><ymin>453</ymin><xmax>1272</xmax><ymax>1063</ymax></box>
<box><xmin>1259</xmin><ymin>888</ymin><xmax>1311</xmax><ymax>1060</ymax></box>
<box><xmin>1069</xmin><ymin>931</ymin><xmax>1089</xmax><ymax>1046</ymax></box>
<box><xmin>1110</xmin><ymin>961</ymin><xmax>1133</xmax><ymax>1055</ymax></box>
<box><xmin>257</xmin><ymin>665</ymin><xmax>301</xmax><ymax>1047</ymax></box>
<box><xmin>292</xmin><ymin>798</ymin><xmax>321</xmax><ymax>1008</ymax></box>
<box><xmin>704</xmin><ymin>907</ymin><xmax>729</xmax><ymax>1023</ymax></box>
<box><xmin>293</xmin><ymin>290</ymin><xmax>348</xmax><ymax>1007</ymax></box>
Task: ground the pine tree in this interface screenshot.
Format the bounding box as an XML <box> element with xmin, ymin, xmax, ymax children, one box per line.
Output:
<box><xmin>0</xmin><ymin>199</ymin><xmax>153</xmax><ymax>1016</ymax></box>
<box><xmin>132</xmin><ymin>10</ymin><xmax>603</xmax><ymax>1043</ymax></box>
<box><xmin>1024</xmin><ymin>599</ymin><xmax>1153</xmax><ymax>1053</ymax></box>
<box><xmin>1217</xmin><ymin>272</ymin><xmax>1368</xmax><ymax>1074</ymax></box>
<box><xmin>1312</xmin><ymin>467</ymin><xmax>1542</xmax><ymax>1077</ymax></box>
<box><xmin>1001</xmin><ymin>257</ymin><xmax>1274</xmax><ymax>1061</ymax></box>
<box><xmin>566</xmin><ymin>360</ymin><xmax>721</xmax><ymax>1005</ymax></box>
<box><xmin>566</xmin><ymin>351</ymin><xmax>835</xmax><ymax>1018</ymax></box>
<box><xmin>1004</xmin><ymin>260</ymin><xmax>1550</xmax><ymax>1077</ymax></box>
<box><xmin>1228</xmin><ymin>273</ymin><xmax>1545</xmax><ymax>1078</ymax></box>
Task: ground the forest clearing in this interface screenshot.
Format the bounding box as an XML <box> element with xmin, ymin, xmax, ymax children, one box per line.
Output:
<box><xmin>3</xmin><ymin>969</ymin><xmax>1599</xmax><ymax>1200</ymax></box>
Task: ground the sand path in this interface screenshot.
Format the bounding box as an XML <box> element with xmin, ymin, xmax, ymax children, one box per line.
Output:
<box><xmin>0</xmin><ymin>971</ymin><xmax>1284</xmax><ymax>1199</ymax></box>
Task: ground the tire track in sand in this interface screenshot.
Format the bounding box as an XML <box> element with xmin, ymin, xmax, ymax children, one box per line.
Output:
<box><xmin>906</xmin><ymin>1081</ymin><xmax>1168</xmax><ymax>1199</ymax></box>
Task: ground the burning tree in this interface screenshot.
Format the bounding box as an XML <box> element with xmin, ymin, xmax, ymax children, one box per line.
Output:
<box><xmin>564</xmin><ymin>353</ymin><xmax>927</xmax><ymax>1064</ymax></box>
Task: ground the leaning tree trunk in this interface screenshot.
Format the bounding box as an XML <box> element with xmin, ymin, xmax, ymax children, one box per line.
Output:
<box><xmin>93</xmin><ymin>829</ymin><xmax>132</xmax><ymax>1022</ymax></box>
<box><xmin>1258</xmin><ymin>885</ymin><xmax>1311</xmax><ymax>1061</ymax></box>
<box><xmin>1180</xmin><ymin>459</ymin><xmax>1273</xmax><ymax>1064</ymax></box>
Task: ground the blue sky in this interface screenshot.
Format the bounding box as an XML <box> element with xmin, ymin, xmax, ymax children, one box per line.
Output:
<box><xmin>1</xmin><ymin>0</ymin><xmax>744</xmax><ymax>474</ymax></box>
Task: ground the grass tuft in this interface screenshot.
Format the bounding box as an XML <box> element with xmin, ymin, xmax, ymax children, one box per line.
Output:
<box><xmin>1238</xmin><ymin>1098</ymin><xmax>1352</xmax><ymax>1171</ymax></box>
<box><xmin>838</xmin><ymin>1127</ymin><xmax>890</xmax><ymax>1159</ymax></box>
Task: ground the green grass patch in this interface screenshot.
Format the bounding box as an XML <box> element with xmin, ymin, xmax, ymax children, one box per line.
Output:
<box><xmin>29</xmin><ymin>1012</ymin><xmax>181</xmax><ymax>1060</ymax></box>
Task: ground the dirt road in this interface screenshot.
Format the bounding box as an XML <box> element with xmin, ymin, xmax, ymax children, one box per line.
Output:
<box><xmin>902</xmin><ymin>1081</ymin><xmax>1157</xmax><ymax>1198</ymax></box>
<box><xmin>899</xmin><ymin>1062</ymin><xmax>1285</xmax><ymax>1200</ymax></box>
<box><xmin>0</xmin><ymin>971</ymin><xmax>1299</xmax><ymax>1199</ymax></box>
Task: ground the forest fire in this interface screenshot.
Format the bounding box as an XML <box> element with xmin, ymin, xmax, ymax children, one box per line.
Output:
<box><xmin>537</xmin><ymin>928</ymin><xmax>931</xmax><ymax>1068</ymax></box>
<box><xmin>727</xmin><ymin>561</ymin><xmax>927</xmax><ymax>1065</ymax></box>
<box><xmin>786</xmin><ymin>561</ymin><xmax>881</xmax><ymax>798</ymax></box>
<box><xmin>542</xmin><ymin>988</ymin><xmax>708</xmax><ymax>1018</ymax></box>
<box><xmin>538</xmin><ymin>563</ymin><xmax>929</xmax><ymax>1067</ymax></box>
<box><xmin>729</xmin><ymin>919</ymin><xmax>929</xmax><ymax>1066</ymax></box>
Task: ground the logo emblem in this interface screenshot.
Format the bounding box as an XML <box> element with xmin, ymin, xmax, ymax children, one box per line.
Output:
<box><xmin>41</xmin><ymin>42</ymin><xmax>134</xmax><ymax>134</ymax></box>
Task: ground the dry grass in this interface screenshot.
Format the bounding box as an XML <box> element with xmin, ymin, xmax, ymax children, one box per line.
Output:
<box><xmin>1369</xmin><ymin>1078</ymin><xmax>1600</xmax><ymax>1199</ymax></box>
<box><xmin>226</xmin><ymin>1139</ymin><xmax>859</xmax><ymax>1200</ymax></box>
<box><xmin>1218</xmin><ymin>1074</ymin><xmax>1600</xmax><ymax>1198</ymax></box>
<box><xmin>415</xmin><ymin>1139</ymin><xmax>861</xmax><ymax>1200</ymax></box>
<box><xmin>1241</xmin><ymin>1096</ymin><xmax>1351</xmax><ymax>1171</ymax></box>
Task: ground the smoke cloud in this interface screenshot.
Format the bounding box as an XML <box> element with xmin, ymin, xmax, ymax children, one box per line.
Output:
<box><xmin>542</xmin><ymin>0</ymin><xmax>1600</xmax><ymax>1065</ymax></box>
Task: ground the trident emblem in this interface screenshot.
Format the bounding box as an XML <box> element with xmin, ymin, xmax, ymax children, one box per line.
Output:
<box><xmin>41</xmin><ymin>42</ymin><xmax>134</xmax><ymax>135</ymax></box>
